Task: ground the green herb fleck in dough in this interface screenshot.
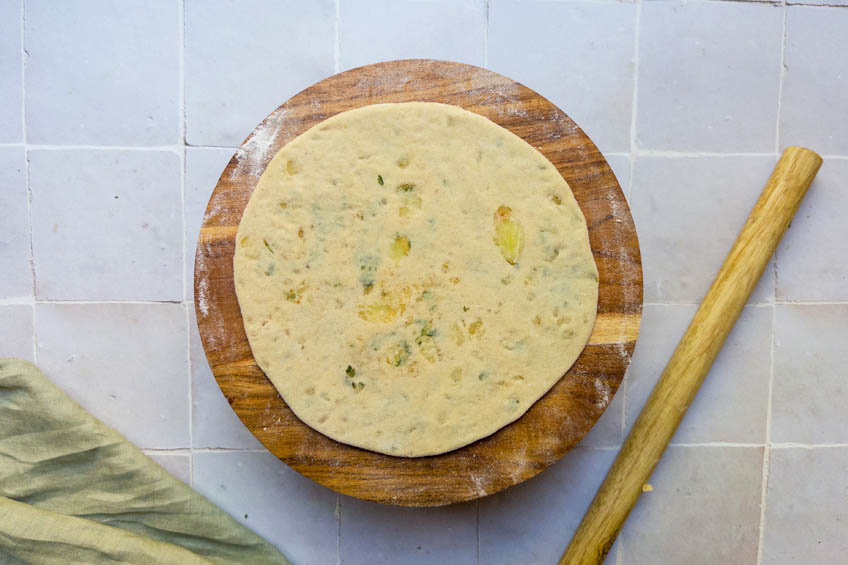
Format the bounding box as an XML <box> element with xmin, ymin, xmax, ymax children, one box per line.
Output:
<box><xmin>462</xmin><ymin>306</ymin><xmax>469</xmax><ymax>312</ymax></box>
<box><xmin>358</xmin><ymin>253</ymin><xmax>380</xmax><ymax>289</ymax></box>
<box><xmin>397</xmin><ymin>183</ymin><xmax>416</xmax><ymax>192</ymax></box>
<box><xmin>346</xmin><ymin>365</ymin><xmax>355</xmax><ymax>378</ymax></box>
<box><xmin>415</xmin><ymin>322</ymin><xmax>439</xmax><ymax>347</ymax></box>
<box><xmin>421</xmin><ymin>290</ymin><xmax>434</xmax><ymax>300</ymax></box>
<box><xmin>263</xmin><ymin>239</ymin><xmax>274</xmax><ymax>254</ymax></box>
<box><xmin>265</xmin><ymin>263</ymin><xmax>275</xmax><ymax>276</ymax></box>
<box><xmin>377</xmin><ymin>174</ymin><xmax>384</xmax><ymax>186</ymax></box>
<box><xmin>478</xmin><ymin>371</ymin><xmax>489</xmax><ymax>381</ymax></box>
<box><xmin>391</xmin><ymin>341</ymin><xmax>411</xmax><ymax>366</ymax></box>
<box><xmin>285</xmin><ymin>290</ymin><xmax>296</xmax><ymax>301</ymax></box>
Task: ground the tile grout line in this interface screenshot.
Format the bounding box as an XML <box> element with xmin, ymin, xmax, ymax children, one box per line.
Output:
<box><xmin>706</xmin><ymin>0</ymin><xmax>784</xmax><ymax>6</ymax></box>
<box><xmin>20</xmin><ymin>0</ymin><xmax>37</xmax><ymax>364</ymax></box>
<box><xmin>773</xmin><ymin>300</ymin><xmax>848</xmax><ymax>305</ymax></box>
<box><xmin>476</xmin><ymin>499</ymin><xmax>480</xmax><ymax>565</ymax></box>
<box><xmin>622</xmin><ymin>0</ymin><xmax>642</xmax><ymax>454</ymax></box>
<box><xmin>621</xmin><ymin>0</ymin><xmax>640</xmax><ymax>448</ymax></box>
<box><xmin>184</xmin><ymin>144</ymin><xmax>239</xmax><ymax>150</ymax></box>
<box><xmin>336</xmin><ymin>494</ymin><xmax>342</xmax><ymax>565</ymax></box>
<box><xmin>0</xmin><ymin>298</ymin><xmax>184</xmax><ymax>305</ymax></box>
<box><xmin>774</xmin><ymin>1</ymin><xmax>788</xmax><ymax>154</ymax></box>
<box><xmin>771</xmin><ymin>442</ymin><xmax>848</xmax><ymax>449</ymax></box>
<box><xmin>756</xmin><ymin>301</ymin><xmax>777</xmax><ymax>564</ymax></box>
<box><xmin>628</xmin><ymin>0</ymin><xmax>642</xmax><ymax>157</ymax></box>
<box><xmin>179</xmin><ymin>0</ymin><xmax>187</xmax><ymax>150</ymax></box>
<box><xmin>668</xmin><ymin>442</ymin><xmax>766</xmax><ymax>448</ymax></box>
<box><xmin>784</xmin><ymin>1</ymin><xmax>848</xmax><ymax>7</ymax></box>
<box><xmin>483</xmin><ymin>0</ymin><xmax>489</xmax><ymax>69</ymax></box>
<box><xmin>179</xmin><ymin>0</ymin><xmax>193</xmax><ymax>487</ymax></box>
<box><xmin>632</xmin><ymin>149</ymin><xmax>777</xmax><ymax>158</ymax></box>
<box><xmin>535</xmin><ymin>0</ymin><xmax>650</xmax><ymax>5</ymax></box>
<box><xmin>18</xmin><ymin>143</ymin><xmax>184</xmax><ymax>152</ymax></box>
<box><xmin>333</xmin><ymin>0</ymin><xmax>340</xmax><ymax>74</ymax></box>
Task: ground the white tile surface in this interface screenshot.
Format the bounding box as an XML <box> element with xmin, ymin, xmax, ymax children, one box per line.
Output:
<box><xmin>190</xmin><ymin>307</ymin><xmax>263</xmax><ymax>449</ymax></box>
<box><xmin>339</xmin><ymin>0</ymin><xmax>485</xmax><ymax>71</ymax></box>
<box><xmin>776</xmin><ymin>159</ymin><xmax>848</xmax><ymax>301</ymax></box>
<box><xmin>772</xmin><ymin>304</ymin><xmax>848</xmax><ymax>444</ymax></box>
<box><xmin>630</xmin><ymin>156</ymin><xmax>776</xmax><ymax>304</ymax></box>
<box><xmin>0</xmin><ymin>0</ymin><xmax>22</xmax><ymax>142</ymax></box>
<box><xmin>147</xmin><ymin>452</ymin><xmax>192</xmax><ymax>484</ymax></box>
<box><xmin>193</xmin><ymin>451</ymin><xmax>339</xmax><ymax>564</ymax></box>
<box><xmin>479</xmin><ymin>448</ymin><xmax>618</xmax><ymax>564</ymax></box>
<box><xmin>184</xmin><ymin>147</ymin><xmax>234</xmax><ymax>300</ymax></box>
<box><xmin>0</xmin><ymin>305</ymin><xmax>34</xmax><ymax>361</ymax></box>
<box><xmin>579</xmin><ymin>379</ymin><xmax>623</xmax><ymax>448</ymax></box>
<box><xmin>340</xmin><ymin>498</ymin><xmax>477</xmax><ymax>565</ymax></box>
<box><xmin>30</xmin><ymin>150</ymin><xmax>182</xmax><ymax>301</ymax></box>
<box><xmin>4</xmin><ymin>1</ymin><xmax>848</xmax><ymax>561</ymax></box>
<box><xmin>24</xmin><ymin>0</ymin><xmax>179</xmax><ymax>145</ymax></box>
<box><xmin>605</xmin><ymin>153</ymin><xmax>632</xmax><ymax>200</ymax></box>
<box><xmin>621</xmin><ymin>446</ymin><xmax>764</xmax><ymax>564</ymax></box>
<box><xmin>780</xmin><ymin>7</ymin><xmax>848</xmax><ymax>155</ymax></box>
<box><xmin>636</xmin><ymin>1</ymin><xmax>783</xmax><ymax>152</ymax></box>
<box><xmin>35</xmin><ymin>303</ymin><xmax>189</xmax><ymax>449</ymax></box>
<box><xmin>0</xmin><ymin>147</ymin><xmax>30</xmax><ymax>298</ymax></box>
<box><xmin>185</xmin><ymin>0</ymin><xmax>335</xmax><ymax>147</ymax></box>
<box><xmin>762</xmin><ymin>448</ymin><xmax>848</xmax><ymax>564</ymax></box>
<box><xmin>625</xmin><ymin>305</ymin><xmax>772</xmax><ymax>444</ymax></box>
<box><xmin>489</xmin><ymin>0</ymin><xmax>636</xmax><ymax>154</ymax></box>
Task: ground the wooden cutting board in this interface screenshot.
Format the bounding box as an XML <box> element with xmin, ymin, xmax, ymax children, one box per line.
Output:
<box><xmin>194</xmin><ymin>59</ymin><xmax>642</xmax><ymax>507</ymax></box>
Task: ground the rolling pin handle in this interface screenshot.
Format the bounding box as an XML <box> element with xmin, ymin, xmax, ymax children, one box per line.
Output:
<box><xmin>559</xmin><ymin>146</ymin><xmax>822</xmax><ymax>565</ymax></box>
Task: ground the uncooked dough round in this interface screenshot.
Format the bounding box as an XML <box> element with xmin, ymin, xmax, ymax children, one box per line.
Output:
<box><xmin>234</xmin><ymin>102</ymin><xmax>598</xmax><ymax>457</ymax></box>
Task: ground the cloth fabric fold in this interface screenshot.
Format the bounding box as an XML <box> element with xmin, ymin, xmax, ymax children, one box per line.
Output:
<box><xmin>0</xmin><ymin>358</ymin><xmax>289</xmax><ymax>564</ymax></box>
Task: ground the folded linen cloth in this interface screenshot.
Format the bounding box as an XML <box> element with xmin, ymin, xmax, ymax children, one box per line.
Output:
<box><xmin>0</xmin><ymin>357</ymin><xmax>290</xmax><ymax>564</ymax></box>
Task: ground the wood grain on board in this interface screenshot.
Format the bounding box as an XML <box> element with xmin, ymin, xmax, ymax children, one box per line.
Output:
<box><xmin>195</xmin><ymin>60</ymin><xmax>642</xmax><ymax>506</ymax></box>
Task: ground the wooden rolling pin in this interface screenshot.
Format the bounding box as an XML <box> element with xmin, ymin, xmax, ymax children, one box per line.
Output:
<box><xmin>560</xmin><ymin>146</ymin><xmax>823</xmax><ymax>564</ymax></box>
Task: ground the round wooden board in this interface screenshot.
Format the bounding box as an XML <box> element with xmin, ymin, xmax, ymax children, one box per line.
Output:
<box><xmin>195</xmin><ymin>60</ymin><xmax>642</xmax><ymax>507</ymax></box>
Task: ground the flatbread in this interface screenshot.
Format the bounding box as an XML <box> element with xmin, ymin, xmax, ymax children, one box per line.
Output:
<box><xmin>234</xmin><ymin>102</ymin><xmax>598</xmax><ymax>457</ymax></box>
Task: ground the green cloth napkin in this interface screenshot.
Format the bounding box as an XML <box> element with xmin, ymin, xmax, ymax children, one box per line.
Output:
<box><xmin>0</xmin><ymin>357</ymin><xmax>290</xmax><ymax>564</ymax></box>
